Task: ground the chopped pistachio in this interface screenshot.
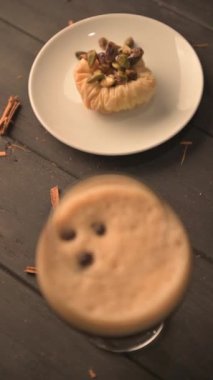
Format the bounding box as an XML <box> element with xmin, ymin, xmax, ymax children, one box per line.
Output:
<box><xmin>87</xmin><ymin>70</ymin><xmax>105</xmax><ymax>83</ymax></box>
<box><xmin>100</xmin><ymin>75</ymin><xmax>115</xmax><ymax>87</ymax></box>
<box><xmin>105</xmin><ymin>41</ymin><xmax>119</xmax><ymax>63</ymax></box>
<box><xmin>114</xmin><ymin>71</ymin><xmax>128</xmax><ymax>85</ymax></box>
<box><xmin>124</xmin><ymin>37</ymin><xmax>134</xmax><ymax>48</ymax></box>
<box><xmin>87</xmin><ymin>50</ymin><xmax>97</xmax><ymax>67</ymax></box>
<box><xmin>99</xmin><ymin>64</ymin><xmax>111</xmax><ymax>74</ymax></box>
<box><xmin>98</xmin><ymin>37</ymin><xmax>108</xmax><ymax>50</ymax></box>
<box><xmin>76</xmin><ymin>37</ymin><xmax>144</xmax><ymax>86</ymax></box>
<box><xmin>97</xmin><ymin>52</ymin><xmax>106</xmax><ymax>65</ymax></box>
<box><xmin>122</xmin><ymin>45</ymin><xmax>132</xmax><ymax>55</ymax></box>
<box><xmin>75</xmin><ymin>51</ymin><xmax>87</xmax><ymax>60</ymax></box>
<box><xmin>112</xmin><ymin>62</ymin><xmax>120</xmax><ymax>70</ymax></box>
<box><xmin>94</xmin><ymin>69</ymin><xmax>102</xmax><ymax>75</ymax></box>
<box><xmin>115</xmin><ymin>54</ymin><xmax>130</xmax><ymax>69</ymax></box>
<box><xmin>126</xmin><ymin>69</ymin><xmax>138</xmax><ymax>80</ymax></box>
<box><xmin>128</xmin><ymin>47</ymin><xmax>144</xmax><ymax>66</ymax></box>
<box><xmin>117</xmin><ymin>70</ymin><xmax>127</xmax><ymax>78</ymax></box>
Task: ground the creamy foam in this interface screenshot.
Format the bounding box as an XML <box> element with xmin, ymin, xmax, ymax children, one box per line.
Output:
<box><xmin>36</xmin><ymin>175</ymin><xmax>191</xmax><ymax>336</ymax></box>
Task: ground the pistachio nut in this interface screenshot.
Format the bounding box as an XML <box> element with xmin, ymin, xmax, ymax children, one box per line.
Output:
<box><xmin>105</xmin><ymin>41</ymin><xmax>119</xmax><ymax>63</ymax></box>
<box><xmin>87</xmin><ymin>70</ymin><xmax>105</xmax><ymax>83</ymax></box>
<box><xmin>98</xmin><ymin>37</ymin><xmax>108</xmax><ymax>50</ymax></box>
<box><xmin>75</xmin><ymin>51</ymin><xmax>87</xmax><ymax>60</ymax></box>
<box><xmin>99</xmin><ymin>64</ymin><xmax>109</xmax><ymax>74</ymax></box>
<box><xmin>114</xmin><ymin>71</ymin><xmax>128</xmax><ymax>85</ymax></box>
<box><xmin>112</xmin><ymin>62</ymin><xmax>120</xmax><ymax>70</ymax></box>
<box><xmin>126</xmin><ymin>69</ymin><xmax>138</xmax><ymax>81</ymax></box>
<box><xmin>124</xmin><ymin>37</ymin><xmax>134</xmax><ymax>48</ymax></box>
<box><xmin>87</xmin><ymin>50</ymin><xmax>97</xmax><ymax>67</ymax></box>
<box><xmin>97</xmin><ymin>52</ymin><xmax>106</xmax><ymax>65</ymax></box>
<box><xmin>115</xmin><ymin>54</ymin><xmax>130</xmax><ymax>69</ymax></box>
<box><xmin>100</xmin><ymin>75</ymin><xmax>115</xmax><ymax>87</ymax></box>
<box><xmin>128</xmin><ymin>47</ymin><xmax>144</xmax><ymax>66</ymax></box>
<box><xmin>121</xmin><ymin>45</ymin><xmax>132</xmax><ymax>55</ymax></box>
<box><xmin>99</xmin><ymin>64</ymin><xmax>111</xmax><ymax>75</ymax></box>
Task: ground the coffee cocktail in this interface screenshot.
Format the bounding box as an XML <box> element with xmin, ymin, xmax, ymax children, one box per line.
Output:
<box><xmin>36</xmin><ymin>175</ymin><xmax>191</xmax><ymax>348</ymax></box>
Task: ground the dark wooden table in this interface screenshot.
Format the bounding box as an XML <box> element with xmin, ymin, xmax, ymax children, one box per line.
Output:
<box><xmin>0</xmin><ymin>1</ymin><xmax>212</xmax><ymax>379</ymax></box>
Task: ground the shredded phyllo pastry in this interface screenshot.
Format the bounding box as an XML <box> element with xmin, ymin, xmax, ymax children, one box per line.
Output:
<box><xmin>74</xmin><ymin>37</ymin><xmax>156</xmax><ymax>113</ymax></box>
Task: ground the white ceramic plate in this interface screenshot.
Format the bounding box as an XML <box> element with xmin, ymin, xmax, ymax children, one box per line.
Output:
<box><xmin>28</xmin><ymin>14</ymin><xmax>203</xmax><ymax>155</ymax></box>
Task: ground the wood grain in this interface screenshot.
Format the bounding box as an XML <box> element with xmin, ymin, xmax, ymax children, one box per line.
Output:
<box><xmin>0</xmin><ymin>1</ymin><xmax>212</xmax><ymax>136</ymax></box>
<box><xmin>129</xmin><ymin>253</ymin><xmax>213</xmax><ymax>380</ymax></box>
<box><xmin>0</xmin><ymin>16</ymin><xmax>212</xmax><ymax>258</ymax></box>
<box><xmin>0</xmin><ymin>268</ymin><xmax>157</xmax><ymax>380</ymax></box>
<box><xmin>152</xmin><ymin>0</ymin><xmax>213</xmax><ymax>29</ymax></box>
<box><xmin>0</xmin><ymin>1</ymin><xmax>212</xmax><ymax>379</ymax></box>
<box><xmin>0</xmin><ymin>132</ymin><xmax>212</xmax><ymax>282</ymax></box>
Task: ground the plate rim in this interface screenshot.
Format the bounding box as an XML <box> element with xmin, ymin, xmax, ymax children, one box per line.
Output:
<box><xmin>28</xmin><ymin>13</ymin><xmax>204</xmax><ymax>156</ymax></box>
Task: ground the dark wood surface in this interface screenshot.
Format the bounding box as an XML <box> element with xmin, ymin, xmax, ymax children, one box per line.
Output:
<box><xmin>0</xmin><ymin>1</ymin><xmax>212</xmax><ymax>379</ymax></box>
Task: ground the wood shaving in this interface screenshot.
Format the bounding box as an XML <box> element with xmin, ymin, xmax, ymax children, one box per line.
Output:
<box><xmin>180</xmin><ymin>140</ymin><xmax>193</xmax><ymax>145</ymax></box>
<box><xmin>24</xmin><ymin>266</ymin><xmax>37</xmax><ymax>274</ymax></box>
<box><xmin>68</xmin><ymin>19</ymin><xmax>74</xmax><ymax>26</ymax></box>
<box><xmin>50</xmin><ymin>186</ymin><xmax>60</xmax><ymax>208</ymax></box>
<box><xmin>88</xmin><ymin>369</ymin><xmax>97</xmax><ymax>379</ymax></box>
<box><xmin>180</xmin><ymin>140</ymin><xmax>192</xmax><ymax>165</ymax></box>
<box><xmin>193</xmin><ymin>43</ymin><xmax>208</xmax><ymax>48</ymax></box>
<box><xmin>180</xmin><ymin>145</ymin><xmax>189</xmax><ymax>165</ymax></box>
<box><xmin>9</xmin><ymin>143</ymin><xmax>29</xmax><ymax>152</ymax></box>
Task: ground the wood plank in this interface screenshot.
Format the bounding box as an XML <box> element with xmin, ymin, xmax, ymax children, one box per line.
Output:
<box><xmin>0</xmin><ymin>268</ymin><xmax>157</xmax><ymax>380</ymax></box>
<box><xmin>0</xmin><ymin>0</ymin><xmax>212</xmax><ymax>40</ymax></box>
<box><xmin>0</xmin><ymin>19</ymin><xmax>212</xmax><ymax>195</ymax></box>
<box><xmin>2</xmin><ymin>140</ymin><xmax>211</xmax><ymax>379</ymax></box>
<box><xmin>0</xmin><ymin>1</ymin><xmax>212</xmax><ymax>135</ymax></box>
<box><xmin>0</xmin><ymin>2</ymin><xmax>212</xmax><ymax>379</ymax></box>
<box><xmin>1</xmin><ymin>249</ymin><xmax>213</xmax><ymax>380</ymax></box>
<box><xmin>0</xmin><ymin>0</ymin><xmax>73</xmax><ymax>42</ymax></box>
<box><xmin>0</xmin><ymin>135</ymin><xmax>76</xmax><ymax>280</ymax></box>
<box><xmin>0</xmin><ymin>130</ymin><xmax>212</xmax><ymax>273</ymax></box>
<box><xmin>152</xmin><ymin>0</ymin><xmax>213</xmax><ymax>29</ymax></box>
<box><xmin>129</xmin><ymin>253</ymin><xmax>213</xmax><ymax>380</ymax></box>
<box><xmin>0</xmin><ymin>17</ymin><xmax>212</xmax><ymax>261</ymax></box>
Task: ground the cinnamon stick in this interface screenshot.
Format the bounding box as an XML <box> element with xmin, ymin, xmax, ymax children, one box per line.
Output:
<box><xmin>0</xmin><ymin>96</ymin><xmax>21</xmax><ymax>135</ymax></box>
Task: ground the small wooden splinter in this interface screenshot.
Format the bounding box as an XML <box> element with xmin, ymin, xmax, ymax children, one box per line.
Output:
<box><xmin>68</xmin><ymin>19</ymin><xmax>74</xmax><ymax>26</ymax></box>
<box><xmin>50</xmin><ymin>186</ymin><xmax>60</xmax><ymax>208</ymax></box>
<box><xmin>24</xmin><ymin>266</ymin><xmax>37</xmax><ymax>274</ymax></box>
<box><xmin>88</xmin><ymin>369</ymin><xmax>97</xmax><ymax>379</ymax></box>
<box><xmin>193</xmin><ymin>43</ymin><xmax>208</xmax><ymax>48</ymax></box>
<box><xmin>180</xmin><ymin>141</ymin><xmax>192</xmax><ymax>166</ymax></box>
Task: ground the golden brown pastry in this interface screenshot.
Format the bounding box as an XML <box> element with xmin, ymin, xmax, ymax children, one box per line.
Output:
<box><xmin>74</xmin><ymin>37</ymin><xmax>156</xmax><ymax>113</ymax></box>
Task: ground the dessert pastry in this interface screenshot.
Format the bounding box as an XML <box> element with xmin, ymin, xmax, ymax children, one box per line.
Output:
<box><xmin>74</xmin><ymin>37</ymin><xmax>156</xmax><ymax>113</ymax></box>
